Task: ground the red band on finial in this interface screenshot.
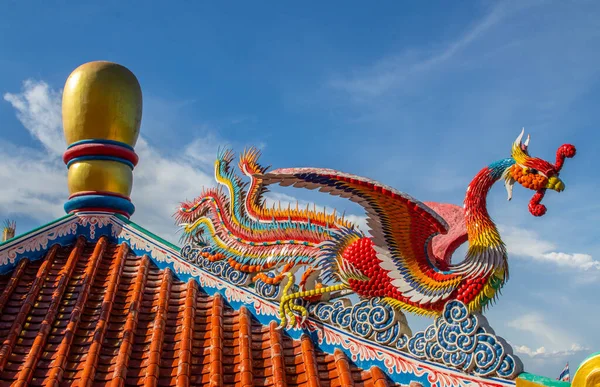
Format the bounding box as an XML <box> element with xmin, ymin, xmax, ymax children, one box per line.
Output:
<box><xmin>63</xmin><ymin>143</ymin><xmax>139</xmax><ymax>166</ymax></box>
<box><xmin>555</xmin><ymin>144</ymin><xmax>576</xmax><ymax>172</ymax></box>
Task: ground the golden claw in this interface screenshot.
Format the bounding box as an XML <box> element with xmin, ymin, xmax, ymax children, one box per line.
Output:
<box><xmin>277</xmin><ymin>272</ymin><xmax>348</xmax><ymax>329</ymax></box>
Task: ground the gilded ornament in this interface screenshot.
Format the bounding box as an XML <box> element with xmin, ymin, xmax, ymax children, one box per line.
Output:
<box><xmin>62</xmin><ymin>61</ymin><xmax>142</xmax><ymax>147</ymax></box>
<box><xmin>67</xmin><ymin>160</ymin><xmax>133</xmax><ymax>196</ymax></box>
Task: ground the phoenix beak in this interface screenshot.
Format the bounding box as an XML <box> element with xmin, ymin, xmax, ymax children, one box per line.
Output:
<box><xmin>546</xmin><ymin>176</ymin><xmax>565</xmax><ymax>192</ymax></box>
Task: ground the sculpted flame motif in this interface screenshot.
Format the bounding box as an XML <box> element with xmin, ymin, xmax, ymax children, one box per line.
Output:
<box><xmin>176</xmin><ymin>130</ymin><xmax>576</xmax><ymax>329</ymax></box>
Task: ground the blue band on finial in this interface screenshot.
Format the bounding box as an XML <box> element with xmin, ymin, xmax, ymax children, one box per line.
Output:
<box><xmin>64</xmin><ymin>194</ymin><xmax>135</xmax><ymax>216</ymax></box>
<box><xmin>67</xmin><ymin>139</ymin><xmax>135</xmax><ymax>151</ymax></box>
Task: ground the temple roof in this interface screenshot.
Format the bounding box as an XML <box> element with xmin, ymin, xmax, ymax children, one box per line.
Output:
<box><xmin>0</xmin><ymin>236</ymin><xmax>393</xmax><ymax>386</ymax></box>
<box><xmin>0</xmin><ymin>212</ymin><xmax>531</xmax><ymax>387</ymax></box>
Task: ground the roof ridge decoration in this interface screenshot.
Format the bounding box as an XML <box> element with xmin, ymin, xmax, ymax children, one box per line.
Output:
<box><xmin>176</xmin><ymin>136</ymin><xmax>578</xmax><ymax>383</ymax></box>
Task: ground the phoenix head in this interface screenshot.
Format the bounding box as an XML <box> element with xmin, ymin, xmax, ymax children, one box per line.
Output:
<box><xmin>505</xmin><ymin>129</ymin><xmax>576</xmax><ymax>216</ymax></box>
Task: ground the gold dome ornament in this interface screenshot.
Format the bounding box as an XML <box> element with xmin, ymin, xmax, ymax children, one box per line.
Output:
<box><xmin>572</xmin><ymin>352</ymin><xmax>600</xmax><ymax>387</ymax></box>
<box><xmin>62</xmin><ymin>61</ymin><xmax>143</xmax><ymax>217</ymax></box>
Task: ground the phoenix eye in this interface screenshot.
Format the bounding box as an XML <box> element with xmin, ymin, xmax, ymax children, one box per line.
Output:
<box><xmin>529</xmin><ymin>168</ymin><xmax>538</xmax><ymax>175</ymax></box>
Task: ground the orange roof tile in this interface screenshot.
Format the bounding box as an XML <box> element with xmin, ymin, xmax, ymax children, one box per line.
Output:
<box><xmin>0</xmin><ymin>236</ymin><xmax>395</xmax><ymax>386</ymax></box>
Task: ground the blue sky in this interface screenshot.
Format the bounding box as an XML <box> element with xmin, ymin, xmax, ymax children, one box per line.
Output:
<box><xmin>1</xmin><ymin>0</ymin><xmax>599</xmax><ymax>378</ymax></box>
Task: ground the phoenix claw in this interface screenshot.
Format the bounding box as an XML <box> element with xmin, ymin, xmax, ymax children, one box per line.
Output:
<box><xmin>277</xmin><ymin>272</ymin><xmax>348</xmax><ymax>329</ymax></box>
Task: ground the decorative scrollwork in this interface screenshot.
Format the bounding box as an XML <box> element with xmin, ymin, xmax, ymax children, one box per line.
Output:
<box><xmin>308</xmin><ymin>297</ymin><xmax>410</xmax><ymax>349</ymax></box>
<box><xmin>180</xmin><ymin>243</ymin><xmax>251</xmax><ymax>286</ymax></box>
<box><xmin>254</xmin><ymin>273</ymin><xmax>282</xmax><ymax>300</ymax></box>
<box><xmin>407</xmin><ymin>300</ymin><xmax>522</xmax><ymax>379</ymax></box>
<box><xmin>180</xmin><ymin>244</ymin><xmax>199</xmax><ymax>264</ymax></box>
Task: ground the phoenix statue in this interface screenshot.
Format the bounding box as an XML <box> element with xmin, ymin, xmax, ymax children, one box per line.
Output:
<box><xmin>176</xmin><ymin>130</ymin><xmax>576</xmax><ymax>328</ymax></box>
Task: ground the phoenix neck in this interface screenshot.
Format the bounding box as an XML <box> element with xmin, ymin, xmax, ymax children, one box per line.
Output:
<box><xmin>462</xmin><ymin>158</ymin><xmax>515</xmax><ymax>268</ymax></box>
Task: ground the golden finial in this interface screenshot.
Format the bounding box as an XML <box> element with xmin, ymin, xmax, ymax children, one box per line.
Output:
<box><xmin>62</xmin><ymin>61</ymin><xmax>143</xmax><ymax>217</ymax></box>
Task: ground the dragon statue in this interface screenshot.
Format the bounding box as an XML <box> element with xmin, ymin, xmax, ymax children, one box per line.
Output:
<box><xmin>176</xmin><ymin>130</ymin><xmax>576</xmax><ymax>329</ymax></box>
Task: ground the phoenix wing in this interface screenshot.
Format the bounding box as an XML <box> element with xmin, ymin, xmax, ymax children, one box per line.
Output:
<box><xmin>259</xmin><ymin>168</ymin><xmax>465</xmax><ymax>305</ymax></box>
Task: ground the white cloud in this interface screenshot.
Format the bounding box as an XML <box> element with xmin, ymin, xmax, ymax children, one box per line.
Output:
<box><xmin>507</xmin><ymin>311</ymin><xmax>591</xmax><ymax>369</ymax></box>
<box><xmin>508</xmin><ymin>312</ymin><xmax>581</xmax><ymax>350</ymax></box>
<box><xmin>0</xmin><ymin>143</ymin><xmax>65</xmax><ymax>220</ymax></box>
<box><xmin>183</xmin><ymin>135</ymin><xmax>230</xmax><ymax>167</ymax></box>
<box><xmin>4</xmin><ymin>80</ymin><xmax>64</xmax><ymax>155</ymax></box>
<box><xmin>131</xmin><ymin>138</ymin><xmax>215</xmax><ymax>242</ymax></box>
<box><xmin>328</xmin><ymin>2</ymin><xmax>522</xmax><ymax>99</ymax></box>
<box><xmin>324</xmin><ymin>0</ymin><xmax>600</xmax><ymax>146</ymax></box>
<box><xmin>501</xmin><ymin>225</ymin><xmax>599</xmax><ymax>271</ymax></box>
<box><xmin>514</xmin><ymin>343</ymin><xmax>589</xmax><ymax>359</ymax></box>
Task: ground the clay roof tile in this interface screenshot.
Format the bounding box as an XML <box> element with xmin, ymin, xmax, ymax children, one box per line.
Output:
<box><xmin>0</xmin><ymin>239</ymin><xmax>391</xmax><ymax>386</ymax></box>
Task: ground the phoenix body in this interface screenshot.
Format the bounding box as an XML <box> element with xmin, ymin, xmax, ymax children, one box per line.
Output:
<box><xmin>176</xmin><ymin>131</ymin><xmax>576</xmax><ymax>328</ymax></box>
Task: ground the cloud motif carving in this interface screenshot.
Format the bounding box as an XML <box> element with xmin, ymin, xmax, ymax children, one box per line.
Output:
<box><xmin>407</xmin><ymin>300</ymin><xmax>523</xmax><ymax>379</ymax></box>
<box><xmin>308</xmin><ymin>298</ymin><xmax>410</xmax><ymax>350</ymax></box>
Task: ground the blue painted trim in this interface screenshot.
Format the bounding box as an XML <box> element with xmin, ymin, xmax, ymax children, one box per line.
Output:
<box><xmin>64</xmin><ymin>195</ymin><xmax>135</xmax><ymax>215</ymax></box>
<box><xmin>114</xmin><ymin>214</ymin><xmax>181</xmax><ymax>252</ymax></box>
<box><xmin>0</xmin><ymin>213</ymin><xmax>73</xmax><ymax>248</ymax></box>
<box><xmin>66</xmin><ymin>155</ymin><xmax>134</xmax><ymax>169</ymax></box>
<box><xmin>0</xmin><ymin>213</ymin><xmax>106</xmax><ymax>274</ymax></box>
<box><xmin>67</xmin><ymin>139</ymin><xmax>134</xmax><ymax>151</ymax></box>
